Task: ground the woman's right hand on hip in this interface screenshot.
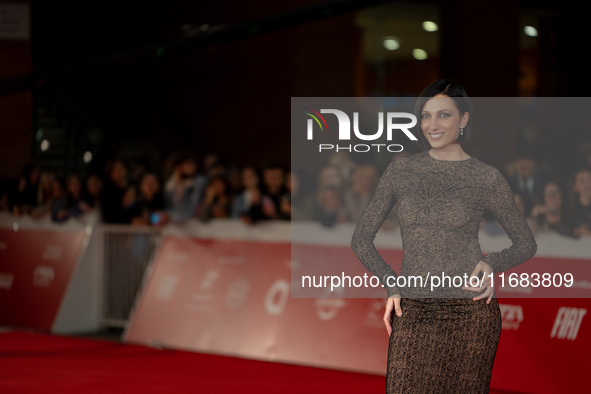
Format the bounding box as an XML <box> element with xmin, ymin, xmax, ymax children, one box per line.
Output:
<box><xmin>384</xmin><ymin>295</ymin><xmax>402</xmax><ymax>336</ymax></box>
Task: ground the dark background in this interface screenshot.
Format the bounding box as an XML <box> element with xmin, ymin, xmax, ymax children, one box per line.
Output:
<box><xmin>1</xmin><ymin>0</ymin><xmax>590</xmax><ymax>178</ymax></box>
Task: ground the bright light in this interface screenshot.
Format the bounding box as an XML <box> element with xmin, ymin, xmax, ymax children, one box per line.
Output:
<box><xmin>524</xmin><ymin>26</ymin><xmax>538</xmax><ymax>37</ymax></box>
<box><xmin>40</xmin><ymin>140</ymin><xmax>50</xmax><ymax>151</ymax></box>
<box><xmin>383</xmin><ymin>37</ymin><xmax>400</xmax><ymax>51</ymax></box>
<box><xmin>13</xmin><ymin>222</ymin><xmax>18</xmax><ymax>232</ymax></box>
<box><xmin>413</xmin><ymin>49</ymin><xmax>428</xmax><ymax>60</ymax></box>
<box><xmin>83</xmin><ymin>151</ymin><xmax>93</xmax><ymax>163</ymax></box>
<box><xmin>422</xmin><ymin>21</ymin><xmax>438</xmax><ymax>32</ymax></box>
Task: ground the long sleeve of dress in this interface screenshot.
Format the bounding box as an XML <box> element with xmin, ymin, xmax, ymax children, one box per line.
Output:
<box><xmin>481</xmin><ymin>169</ymin><xmax>537</xmax><ymax>273</ymax></box>
<box><xmin>351</xmin><ymin>161</ymin><xmax>400</xmax><ymax>298</ymax></box>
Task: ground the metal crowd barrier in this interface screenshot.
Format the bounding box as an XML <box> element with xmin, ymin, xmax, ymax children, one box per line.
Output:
<box><xmin>101</xmin><ymin>225</ymin><xmax>161</xmax><ymax>327</ymax></box>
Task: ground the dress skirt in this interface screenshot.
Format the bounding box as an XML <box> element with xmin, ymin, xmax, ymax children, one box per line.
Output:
<box><xmin>386</xmin><ymin>297</ymin><xmax>502</xmax><ymax>394</ymax></box>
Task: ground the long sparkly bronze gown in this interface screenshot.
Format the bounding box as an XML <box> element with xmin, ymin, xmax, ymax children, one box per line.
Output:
<box><xmin>351</xmin><ymin>150</ymin><xmax>537</xmax><ymax>394</ymax></box>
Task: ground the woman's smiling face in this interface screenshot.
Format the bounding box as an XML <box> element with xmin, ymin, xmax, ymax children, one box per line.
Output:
<box><xmin>420</xmin><ymin>94</ymin><xmax>469</xmax><ymax>150</ymax></box>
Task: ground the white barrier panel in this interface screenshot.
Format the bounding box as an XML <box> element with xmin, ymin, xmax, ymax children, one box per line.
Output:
<box><xmin>124</xmin><ymin>233</ymin><xmax>390</xmax><ymax>374</ymax></box>
<box><xmin>0</xmin><ymin>212</ymin><xmax>101</xmax><ymax>333</ymax></box>
<box><xmin>124</xmin><ymin>220</ymin><xmax>591</xmax><ymax>392</ymax></box>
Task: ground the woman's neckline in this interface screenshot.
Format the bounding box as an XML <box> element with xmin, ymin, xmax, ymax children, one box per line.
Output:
<box><xmin>426</xmin><ymin>150</ymin><xmax>473</xmax><ymax>162</ymax></box>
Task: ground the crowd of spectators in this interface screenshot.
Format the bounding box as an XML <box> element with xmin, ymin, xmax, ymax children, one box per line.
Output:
<box><xmin>1</xmin><ymin>141</ymin><xmax>590</xmax><ymax>240</ymax></box>
<box><xmin>481</xmin><ymin>146</ymin><xmax>591</xmax><ymax>239</ymax></box>
<box><xmin>0</xmin><ymin>163</ymin><xmax>103</xmax><ymax>223</ymax></box>
<box><xmin>0</xmin><ymin>150</ymin><xmax>294</xmax><ymax>227</ymax></box>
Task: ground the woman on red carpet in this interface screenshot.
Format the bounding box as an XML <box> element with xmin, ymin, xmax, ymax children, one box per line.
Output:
<box><xmin>351</xmin><ymin>79</ymin><xmax>537</xmax><ymax>393</ymax></box>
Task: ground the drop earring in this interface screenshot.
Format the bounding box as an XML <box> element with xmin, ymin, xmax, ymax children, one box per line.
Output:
<box><xmin>460</xmin><ymin>128</ymin><xmax>464</xmax><ymax>136</ymax></box>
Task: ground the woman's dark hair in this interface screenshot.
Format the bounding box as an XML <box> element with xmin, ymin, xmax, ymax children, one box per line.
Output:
<box><xmin>413</xmin><ymin>79</ymin><xmax>473</xmax><ymax>151</ymax></box>
<box><xmin>536</xmin><ymin>179</ymin><xmax>565</xmax><ymax>212</ymax></box>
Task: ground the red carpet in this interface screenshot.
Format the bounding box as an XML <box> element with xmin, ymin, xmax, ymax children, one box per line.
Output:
<box><xmin>0</xmin><ymin>330</ymin><xmax>518</xmax><ymax>393</ymax></box>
